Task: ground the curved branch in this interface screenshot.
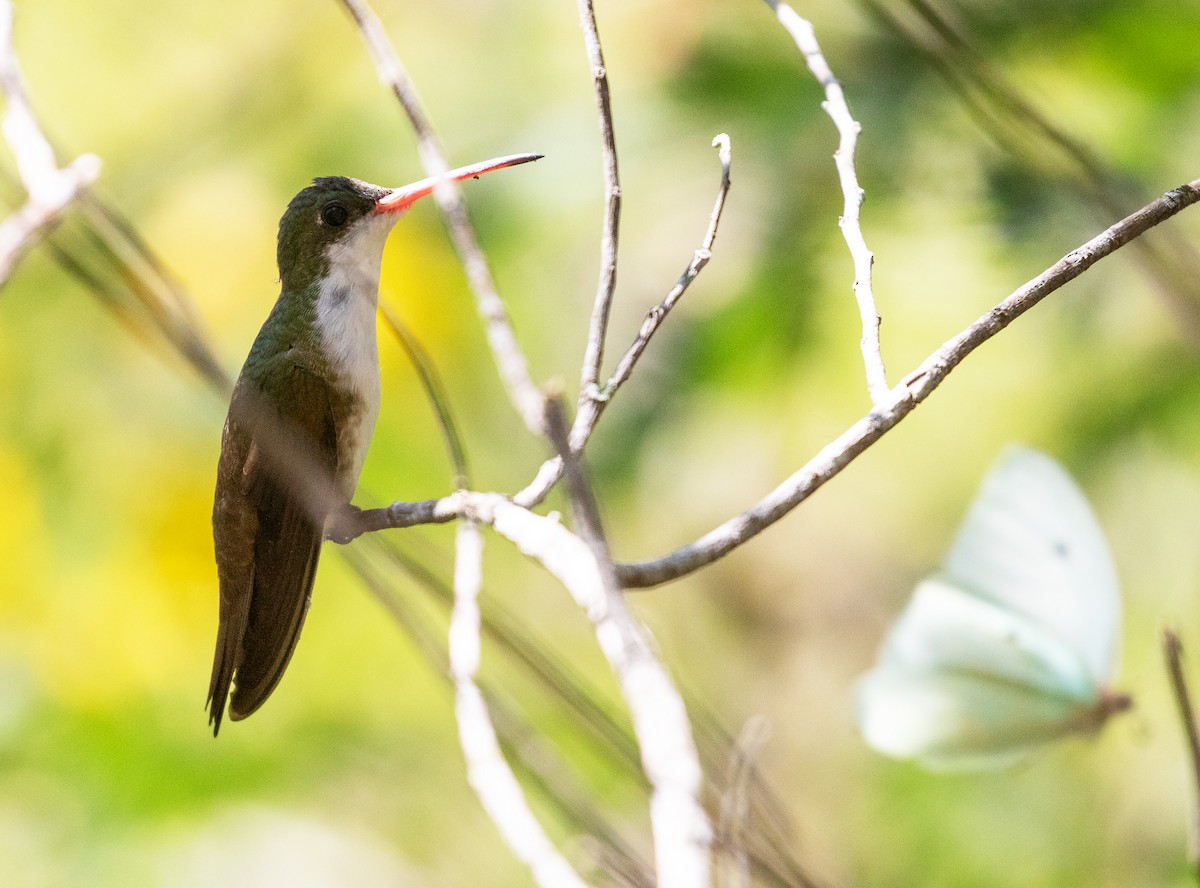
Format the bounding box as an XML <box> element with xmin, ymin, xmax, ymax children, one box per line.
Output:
<box><xmin>764</xmin><ymin>0</ymin><xmax>886</xmax><ymax>403</ymax></box>
<box><xmin>516</xmin><ymin>135</ymin><xmax>734</xmax><ymax>508</ymax></box>
<box><xmin>616</xmin><ymin>180</ymin><xmax>1200</xmax><ymax>587</ymax></box>
<box><xmin>469</xmin><ymin>492</ymin><xmax>711</xmax><ymax>888</ymax></box>
<box><xmin>576</xmin><ymin>0</ymin><xmax>623</xmax><ymax>404</ymax></box>
<box><xmin>450</xmin><ymin>521</ymin><xmax>589</xmax><ymax>888</ymax></box>
<box><xmin>336</xmin><ymin>0</ymin><xmax>546</xmax><ymax>436</ymax></box>
<box><xmin>0</xmin><ymin>0</ymin><xmax>100</xmax><ymax>286</ymax></box>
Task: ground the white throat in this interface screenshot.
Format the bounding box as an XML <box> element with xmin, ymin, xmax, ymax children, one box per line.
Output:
<box><xmin>315</xmin><ymin>213</ymin><xmax>398</xmax><ymax>379</ymax></box>
<box><xmin>314</xmin><ymin>212</ymin><xmax>400</xmax><ymax>482</ymax></box>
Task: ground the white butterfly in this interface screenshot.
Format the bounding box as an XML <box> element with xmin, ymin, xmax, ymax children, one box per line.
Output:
<box><xmin>857</xmin><ymin>447</ymin><xmax>1131</xmax><ymax>770</ymax></box>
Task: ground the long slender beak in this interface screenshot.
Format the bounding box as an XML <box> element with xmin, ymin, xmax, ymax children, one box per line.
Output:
<box><xmin>376</xmin><ymin>153</ymin><xmax>543</xmax><ymax>214</ymax></box>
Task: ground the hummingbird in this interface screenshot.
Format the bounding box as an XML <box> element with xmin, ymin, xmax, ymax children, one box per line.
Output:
<box><xmin>208</xmin><ymin>153</ymin><xmax>541</xmax><ymax>735</ymax></box>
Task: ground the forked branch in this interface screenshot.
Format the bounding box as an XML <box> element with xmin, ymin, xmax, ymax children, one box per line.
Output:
<box><xmin>450</xmin><ymin>520</ymin><xmax>589</xmax><ymax>888</ymax></box>
<box><xmin>0</xmin><ymin>0</ymin><xmax>100</xmax><ymax>285</ymax></box>
<box><xmin>614</xmin><ymin>179</ymin><xmax>1200</xmax><ymax>586</ymax></box>
<box><xmin>336</xmin><ymin>0</ymin><xmax>546</xmax><ymax>436</ymax></box>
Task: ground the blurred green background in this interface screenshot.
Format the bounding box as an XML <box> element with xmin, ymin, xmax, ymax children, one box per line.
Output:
<box><xmin>2</xmin><ymin>0</ymin><xmax>1200</xmax><ymax>885</ymax></box>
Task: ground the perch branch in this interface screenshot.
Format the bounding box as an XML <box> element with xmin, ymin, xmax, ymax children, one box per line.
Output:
<box><xmin>450</xmin><ymin>520</ymin><xmax>589</xmax><ymax>888</ymax></box>
<box><xmin>336</xmin><ymin>0</ymin><xmax>546</xmax><ymax>435</ymax></box>
<box><xmin>469</xmin><ymin>489</ymin><xmax>711</xmax><ymax>888</ymax></box>
<box><xmin>515</xmin><ymin>135</ymin><xmax>734</xmax><ymax>508</ymax></box>
<box><xmin>576</xmin><ymin>0</ymin><xmax>623</xmax><ymax>405</ymax></box>
<box><xmin>616</xmin><ymin>179</ymin><xmax>1200</xmax><ymax>587</ymax></box>
<box><xmin>0</xmin><ymin>0</ymin><xmax>100</xmax><ymax>286</ymax></box>
<box><xmin>763</xmin><ymin>0</ymin><xmax>886</xmax><ymax>403</ymax></box>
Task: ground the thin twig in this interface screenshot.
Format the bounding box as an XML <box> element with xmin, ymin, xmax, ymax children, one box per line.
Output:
<box><xmin>576</xmin><ymin>0</ymin><xmax>623</xmax><ymax>406</ymax></box>
<box><xmin>469</xmin><ymin>489</ymin><xmax>712</xmax><ymax>888</ymax></box>
<box><xmin>908</xmin><ymin>0</ymin><xmax>1200</xmax><ymax>284</ymax></box>
<box><xmin>336</xmin><ymin>0</ymin><xmax>546</xmax><ymax>436</ymax></box>
<box><xmin>1164</xmin><ymin>629</ymin><xmax>1200</xmax><ymax>881</ymax></box>
<box><xmin>0</xmin><ymin>0</ymin><xmax>100</xmax><ymax>285</ymax></box>
<box><xmin>616</xmin><ymin>179</ymin><xmax>1200</xmax><ymax>587</ymax></box>
<box><xmin>860</xmin><ymin>0</ymin><xmax>1200</xmax><ymax>340</ymax></box>
<box><xmin>543</xmin><ymin>393</ymin><xmax>618</xmax><ymax>580</ymax></box>
<box><xmin>515</xmin><ymin>135</ymin><xmax>734</xmax><ymax>508</ymax></box>
<box><xmin>763</xmin><ymin>0</ymin><xmax>887</xmax><ymax>404</ymax></box>
<box><xmin>345</xmin><ymin>542</ymin><xmax>654</xmax><ymax>885</ymax></box>
<box><xmin>72</xmin><ymin>195</ymin><xmax>229</xmax><ymax>391</ymax></box>
<box><xmin>346</xmin><ymin>183</ymin><xmax>1200</xmax><ymax>587</ymax></box>
<box><xmin>368</xmin><ymin>532</ymin><xmax>647</xmax><ymax>778</ymax></box>
<box><xmin>570</xmin><ymin>135</ymin><xmax>733</xmax><ymax>452</ymax></box>
<box><xmin>378</xmin><ymin>300</ymin><xmax>470</xmax><ymax>488</ymax></box>
<box><xmin>450</xmin><ymin>520</ymin><xmax>590</xmax><ymax>888</ymax></box>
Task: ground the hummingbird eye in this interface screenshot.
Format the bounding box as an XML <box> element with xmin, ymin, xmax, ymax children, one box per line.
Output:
<box><xmin>320</xmin><ymin>202</ymin><xmax>349</xmax><ymax>227</ymax></box>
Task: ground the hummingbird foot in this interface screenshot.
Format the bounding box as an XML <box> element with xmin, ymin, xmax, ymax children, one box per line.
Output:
<box><xmin>325</xmin><ymin>504</ymin><xmax>364</xmax><ymax>545</ymax></box>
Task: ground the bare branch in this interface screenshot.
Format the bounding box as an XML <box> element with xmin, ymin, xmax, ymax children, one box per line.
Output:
<box><xmin>450</xmin><ymin>520</ymin><xmax>590</xmax><ymax>888</ymax></box>
<box><xmin>0</xmin><ymin>0</ymin><xmax>100</xmax><ymax>285</ymax></box>
<box><xmin>327</xmin><ymin>494</ymin><xmax>458</xmax><ymax>544</ymax></box>
<box><xmin>576</xmin><ymin>0</ymin><xmax>623</xmax><ymax>404</ymax></box>
<box><xmin>543</xmin><ymin>393</ymin><xmax>617</xmax><ymax>576</ymax></box>
<box><xmin>763</xmin><ymin>0</ymin><xmax>886</xmax><ymax>404</ymax></box>
<box><xmin>336</xmin><ymin>0</ymin><xmax>546</xmax><ymax>436</ymax></box>
<box><xmin>471</xmin><ymin>492</ymin><xmax>712</xmax><ymax>888</ymax></box>
<box><xmin>617</xmin><ymin>180</ymin><xmax>1200</xmax><ymax>587</ymax></box>
<box><xmin>865</xmin><ymin>0</ymin><xmax>1200</xmax><ymax>338</ymax></box>
<box><xmin>1164</xmin><ymin>629</ymin><xmax>1200</xmax><ymax>880</ymax></box>
<box><xmin>571</xmin><ymin>135</ymin><xmax>733</xmax><ymax>451</ymax></box>
<box><xmin>516</xmin><ymin>135</ymin><xmax>734</xmax><ymax>508</ymax></box>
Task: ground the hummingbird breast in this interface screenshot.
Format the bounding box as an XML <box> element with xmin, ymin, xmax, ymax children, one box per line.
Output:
<box><xmin>314</xmin><ymin>266</ymin><xmax>382</xmax><ymax>494</ymax></box>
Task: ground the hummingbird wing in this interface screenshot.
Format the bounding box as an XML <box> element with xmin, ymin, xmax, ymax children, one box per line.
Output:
<box><xmin>209</xmin><ymin>360</ymin><xmax>340</xmax><ymax>734</ymax></box>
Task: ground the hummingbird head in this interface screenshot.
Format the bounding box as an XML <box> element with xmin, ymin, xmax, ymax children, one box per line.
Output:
<box><xmin>275</xmin><ymin>177</ymin><xmax>393</xmax><ymax>292</ymax></box>
<box><xmin>275</xmin><ymin>153</ymin><xmax>543</xmax><ymax>292</ymax></box>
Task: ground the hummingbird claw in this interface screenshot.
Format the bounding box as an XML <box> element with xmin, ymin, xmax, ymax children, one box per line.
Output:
<box><xmin>325</xmin><ymin>504</ymin><xmax>364</xmax><ymax>545</ymax></box>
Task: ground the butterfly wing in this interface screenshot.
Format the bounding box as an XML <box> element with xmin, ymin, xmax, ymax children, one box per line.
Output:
<box><xmin>941</xmin><ymin>447</ymin><xmax>1120</xmax><ymax>686</ymax></box>
<box><xmin>857</xmin><ymin>579</ymin><xmax>1104</xmax><ymax>769</ymax></box>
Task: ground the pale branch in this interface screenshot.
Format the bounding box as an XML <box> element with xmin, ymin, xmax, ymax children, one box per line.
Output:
<box><xmin>543</xmin><ymin>393</ymin><xmax>618</xmax><ymax>578</ymax></box>
<box><xmin>450</xmin><ymin>520</ymin><xmax>590</xmax><ymax>888</ymax></box>
<box><xmin>0</xmin><ymin>158</ymin><xmax>98</xmax><ymax>285</ymax></box>
<box><xmin>0</xmin><ymin>0</ymin><xmax>100</xmax><ymax>286</ymax></box>
<box><xmin>336</xmin><ymin>0</ymin><xmax>546</xmax><ymax>436</ymax></box>
<box><xmin>872</xmin><ymin>0</ymin><xmax>1200</xmax><ymax>337</ymax></box>
<box><xmin>345</xmin><ymin>540</ymin><xmax>656</xmax><ymax>884</ymax></box>
<box><xmin>763</xmin><ymin>0</ymin><xmax>886</xmax><ymax>404</ymax></box>
<box><xmin>1164</xmin><ymin>629</ymin><xmax>1200</xmax><ymax>880</ymax></box>
<box><xmin>576</xmin><ymin>0</ymin><xmax>623</xmax><ymax>406</ymax></box>
<box><xmin>343</xmin><ymin>483</ymin><xmax>714</xmax><ymax>885</ymax></box>
<box><xmin>470</xmin><ymin>492</ymin><xmax>712</xmax><ymax>888</ymax></box>
<box><xmin>514</xmin><ymin>134</ymin><xmax>734</xmax><ymax>509</ymax></box>
<box><xmin>347</xmin><ymin>184</ymin><xmax>1200</xmax><ymax>580</ymax></box>
<box><xmin>572</xmin><ymin>134</ymin><xmax>733</xmax><ymax>450</ymax></box>
<box><xmin>615</xmin><ymin>179</ymin><xmax>1200</xmax><ymax>588</ymax></box>
<box><xmin>332</xmin><ymin>495</ymin><xmax>459</xmax><ymax>543</ymax></box>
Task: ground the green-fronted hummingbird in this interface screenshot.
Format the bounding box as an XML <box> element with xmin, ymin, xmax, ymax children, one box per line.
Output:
<box><xmin>208</xmin><ymin>153</ymin><xmax>541</xmax><ymax>734</ymax></box>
